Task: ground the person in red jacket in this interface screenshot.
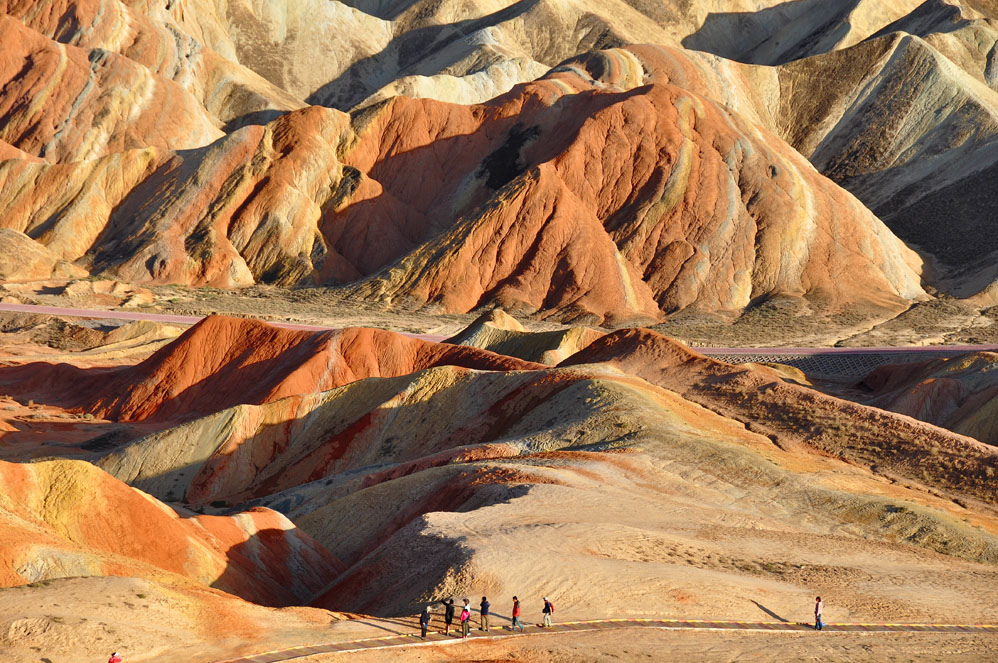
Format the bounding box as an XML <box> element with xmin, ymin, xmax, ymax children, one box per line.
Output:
<box><xmin>511</xmin><ymin>596</ymin><xmax>524</xmax><ymax>632</ymax></box>
<box><xmin>108</xmin><ymin>653</ymin><xmax>123</xmax><ymax>663</ymax></box>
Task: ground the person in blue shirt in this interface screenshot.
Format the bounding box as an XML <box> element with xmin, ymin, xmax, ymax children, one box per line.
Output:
<box><xmin>480</xmin><ymin>596</ymin><xmax>491</xmax><ymax>631</ymax></box>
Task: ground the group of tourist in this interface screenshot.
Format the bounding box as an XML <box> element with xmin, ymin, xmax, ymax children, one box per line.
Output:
<box><xmin>419</xmin><ymin>596</ymin><xmax>555</xmax><ymax>638</ymax></box>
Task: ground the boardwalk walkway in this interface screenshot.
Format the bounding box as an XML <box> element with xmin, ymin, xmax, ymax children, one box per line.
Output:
<box><xmin>214</xmin><ymin>618</ymin><xmax>998</xmax><ymax>662</ymax></box>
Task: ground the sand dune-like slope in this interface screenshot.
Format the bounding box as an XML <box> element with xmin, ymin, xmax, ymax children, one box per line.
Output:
<box><xmin>3</xmin><ymin>316</ymin><xmax>998</xmax><ymax>660</ymax></box>
<box><xmin>15</xmin><ymin>317</ymin><xmax>983</xmax><ymax>626</ymax></box>
<box><xmin>0</xmin><ymin>315</ymin><xmax>538</xmax><ymax>423</ymax></box>
<box><xmin>562</xmin><ymin>329</ymin><xmax>998</xmax><ymax>505</ymax></box>
<box><xmin>71</xmin><ymin>330</ymin><xmax>998</xmax><ymax>621</ymax></box>
<box><xmin>0</xmin><ymin>575</ymin><xmax>368</xmax><ymax>663</ymax></box>
<box><xmin>0</xmin><ymin>457</ymin><xmax>342</xmax><ymax>606</ymax></box>
<box><xmin>858</xmin><ymin>351</ymin><xmax>998</xmax><ymax>446</ymax></box>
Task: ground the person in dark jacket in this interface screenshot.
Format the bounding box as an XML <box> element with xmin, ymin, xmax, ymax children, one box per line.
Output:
<box><xmin>542</xmin><ymin>597</ymin><xmax>554</xmax><ymax>627</ymax></box>
<box><xmin>480</xmin><ymin>596</ymin><xmax>491</xmax><ymax>631</ymax></box>
<box><xmin>444</xmin><ymin>598</ymin><xmax>455</xmax><ymax>635</ymax></box>
<box><xmin>420</xmin><ymin>605</ymin><xmax>432</xmax><ymax>638</ymax></box>
<box><xmin>511</xmin><ymin>596</ymin><xmax>524</xmax><ymax>632</ymax></box>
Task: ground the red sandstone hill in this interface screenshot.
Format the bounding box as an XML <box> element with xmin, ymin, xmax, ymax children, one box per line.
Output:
<box><xmin>0</xmin><ymin>457</ymin><xmax>342</xmax><ymax>606</ymax></box>
<box><xmin>0</xmin><ymin>315</ymin><xmax>540</xmax><ymax>423</ymax></box>
<box><xmin>326</xmin><ymin>75</ymin><xmax>924</xmax><ymax>323</ymax></box>
<box><xmin>0</xmin><ymin>6</ymin><xmax>930</xmax><ymax>322</ymax></box>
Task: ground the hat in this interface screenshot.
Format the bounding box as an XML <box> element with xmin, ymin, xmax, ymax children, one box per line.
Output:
<box><xmin>543</xmin><ymin>597</ymin><xmax>548</xmax><ymax>600</ymax></box>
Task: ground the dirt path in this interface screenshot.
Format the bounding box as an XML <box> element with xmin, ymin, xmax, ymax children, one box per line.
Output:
<box><xmin>213</xmin><ymin>618</ymin><xmax>998</xmax><ymax>662</ymax></box>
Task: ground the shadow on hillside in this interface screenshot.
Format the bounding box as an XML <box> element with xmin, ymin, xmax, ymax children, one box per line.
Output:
<box><xmin>681</xmin><ymin>0</ymin><xmax>863</xmax><ymax>65</ymax></box>
<box><xmin>210</xmin><ymin>523</ymin><xmax>346</xmax><ymax>608</ymax></box>
<box><xmin>317</xmin><ymin>80</ymin><xmax>646</xmax><ymax>283</ymax></box>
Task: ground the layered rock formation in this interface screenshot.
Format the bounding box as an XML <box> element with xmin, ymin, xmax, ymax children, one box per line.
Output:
<box><xmin>0</xmin><ymin>457</ymin><xmax>342</xmax><ymax>606</ymax></box>
<box><xmin>445</xmin><ymin>308</ymin><xmax>605</xmax><ymax>364</ymax></box>
<box><xmin>555</xmin><ymin>33</ymin><xmax>998</xmax><ymax>299</ymax></box>
<box><xmin>0</xmin><ymin>315</ymin><xmax>539</xmax><ymax>423</ymax></box>
<box><xmin>335</xmin><ymin>76</ymin><xmax>924</xmax><ymax>322</ymax></box>
<box><xmin>5</xmin><ymin>0</ymin><xmax>973</xmax><ymax>322</ymax></box>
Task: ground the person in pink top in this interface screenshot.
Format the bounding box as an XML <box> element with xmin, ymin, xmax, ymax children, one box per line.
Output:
<box><xmin>814</xmin><ymin>596</ymin><xmax>823</xmax><ymax>631</ymax></box>
<box><xmin>108</xmin><ymin>653</ymin><xmax>123</xmax><ymax>663</ymax></box>
<box><xmin>460</xmin><ymin>598</ymin><xmax>471</xmax><ymax>638</ymax></box>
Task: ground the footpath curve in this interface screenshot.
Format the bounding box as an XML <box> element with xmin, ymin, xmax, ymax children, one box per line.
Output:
<box><xmin>214</xmin><ymin>618</ymin><xmax>998</xmax><ymax>662</ymax></box>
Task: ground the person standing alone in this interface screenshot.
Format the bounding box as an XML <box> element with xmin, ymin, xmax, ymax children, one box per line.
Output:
<box><xmin>511</xmin><ymin>596</ymin><xmax>524</xmax><ymax>632</ymax></box>
<box><xmin>542</xmin><ymin>597</ymin><xmax>554</xmax><ymax>627</ymax></box>
<box><xmin>814</xmin><ymin>596</ymin><xmax>823</xmax><ymax>631</ymax></box>
<box><xmin>480</xmin><ymin>596</ymin><xmax>491</xmax><ymax>631</ymax></box>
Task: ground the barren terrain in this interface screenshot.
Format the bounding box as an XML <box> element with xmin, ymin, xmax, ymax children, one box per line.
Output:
<box><xmin>2</xmin><ymin>0</ymin><xmax>998</xmax><ymax>660</ymax></box>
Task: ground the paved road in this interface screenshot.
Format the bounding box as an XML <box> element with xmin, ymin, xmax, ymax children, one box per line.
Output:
<box><xmin>213</xmin><ymin>618</ymin><xmax>998</xmax><ymax>662</ymax></box>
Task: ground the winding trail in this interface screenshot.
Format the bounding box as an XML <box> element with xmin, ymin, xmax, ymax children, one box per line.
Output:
<box><xmin>214</xmin><ymin>618</ymin><xmax>998</xmax><ymax>662</ymax></box>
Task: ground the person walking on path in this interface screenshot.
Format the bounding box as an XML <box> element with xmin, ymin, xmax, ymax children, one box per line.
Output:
<box><xmin>480</xmin><ymin>596</ymin><xmax>491</xmax><ymax>631</ymax></box>
<box><xmin>420</xmin><ymin>605</ymin><xmax>432</xmax><ymax>639</ymax></box>
<box><xmin>814</xmin><ymin>597</ymin><xmax>823</xmax><ymax>631</ymax></box>
<box><xmin>460</xmin><ymin>599</ymin><xmax>472</xmax><ymax>638</ymax></box>
<box><xmin>542</xmin><ymin>597</ymin><xmax>554</xmax><ymax>627</ymax></box>
<box><xmin>443</xmin><ymin>598</ymin><xmax>455</xmax><ymax>636</ymax></box>
<box><xmin>511</xmin><ymin>596</ymin><xmax>525</xmax><ymax>632</ymax></box>
<box><xmin>108</xmin><ymin>653</ymin><xmax>123</xmax><ymax>663</ymax></box>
